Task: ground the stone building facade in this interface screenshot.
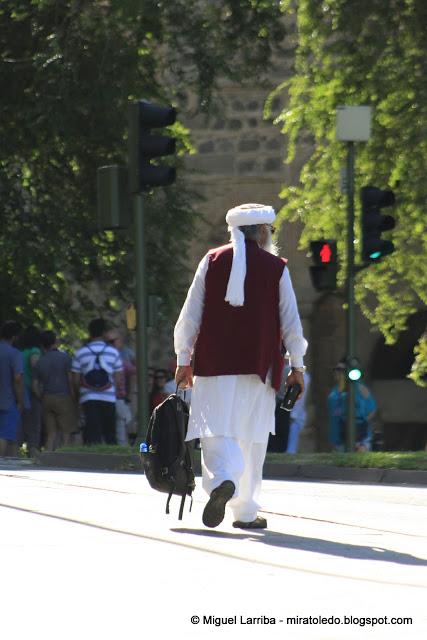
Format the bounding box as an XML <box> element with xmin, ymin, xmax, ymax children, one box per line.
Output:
<box><xmin>178</xmin><ymin>82</ymin><xmax>338</xmax><ymax>450</ymax></box>
<box><xmin>169</xmin><ymin>75</ymin><xmax>426</xmax><ymax>452</ymax></box>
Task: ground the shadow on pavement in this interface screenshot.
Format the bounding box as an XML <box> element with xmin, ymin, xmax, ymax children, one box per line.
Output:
<box><xmin>171</xmin><ymin>528</ymin><xmax>427</xmax><ymax>566</ymax></box>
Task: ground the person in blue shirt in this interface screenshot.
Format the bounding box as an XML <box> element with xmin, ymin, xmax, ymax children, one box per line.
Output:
<box><xmin>328</xmin><ymin>362</ymin><xmax>377</xmax><ymax>451</ymax></box>
<box><xmin>0</xmin><ymin>321</ymin><xmax>24</xmax><ymax>456</ymax></box>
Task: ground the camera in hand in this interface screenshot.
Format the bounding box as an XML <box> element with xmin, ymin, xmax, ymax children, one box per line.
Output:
<box><xmin>280</xmin><ymin>383</ymin><xmax>302</xmax><ymax>412</ymax></box>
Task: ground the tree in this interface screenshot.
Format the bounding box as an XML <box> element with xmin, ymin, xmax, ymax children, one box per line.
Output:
<box><xmin>0</xmin><ymin>0</ymin><xmax>285</xmax><ymax>336</ymax></box>
<box><xmin>271</xmin><ymin>0</ymin><xmax>427</xmax><ymax>383</ymax></box>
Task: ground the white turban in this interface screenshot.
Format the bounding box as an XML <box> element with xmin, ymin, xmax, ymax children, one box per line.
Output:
<box><xmin>224</xmin><ymin>203</ymin><xmax>276</xmax><ymax>307</ymax></box>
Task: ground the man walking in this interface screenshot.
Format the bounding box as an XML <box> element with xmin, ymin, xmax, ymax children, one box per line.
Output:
<box><xmin>33</xmin><ymin>330</ymin><xmax>77</xmax><ymax>451</ymax></box>
<box><xmin>72</xmin><ymin>319</ymin><xmax>123</xmax><ymax>444</ymax></box>
<box><xmin>174</xmin><ymin>203</ymin><xmax>307</xmax><ymax>529</ymax></box>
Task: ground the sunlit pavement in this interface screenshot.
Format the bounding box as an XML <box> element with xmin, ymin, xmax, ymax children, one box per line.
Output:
<box><xmin>0</xmin><ymin>461</ymin><xmax>426</xmax><ymax>640</ymax></box>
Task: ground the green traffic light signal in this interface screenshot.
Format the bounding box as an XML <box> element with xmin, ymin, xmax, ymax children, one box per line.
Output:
<box><xmin>348</xmin><ymin>367</ymin><xmax>362</xmax><ymax>381</ymax></box>
<box><xmin>347</xmin><ymin>358</ymin><xmax>362</xmax><ymax>381</ymax></box>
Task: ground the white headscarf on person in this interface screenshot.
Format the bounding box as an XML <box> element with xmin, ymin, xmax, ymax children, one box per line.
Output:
<box><xmin>224</xmin><ymin>203</ymin><xmax>276</xmax><ymax>307</ymax></box>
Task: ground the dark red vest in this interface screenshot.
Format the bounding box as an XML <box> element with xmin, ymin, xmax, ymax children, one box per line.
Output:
<box><xmin>193</xmin><ymin>240</ymin><xmax>287</xmax><ymax>391</ymax></box>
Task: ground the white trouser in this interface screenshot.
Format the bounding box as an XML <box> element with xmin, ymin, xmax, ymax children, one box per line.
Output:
<box><xmin>201</xmin><ymin>436</ymin><xmax>268</xmax><ymax>523</ymax></box>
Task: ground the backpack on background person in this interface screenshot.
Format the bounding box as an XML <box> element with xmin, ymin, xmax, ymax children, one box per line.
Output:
<box><xmin>81</xmin><ymin>344</ymin><xmax>111</xmax><ymax>391</ymax></box>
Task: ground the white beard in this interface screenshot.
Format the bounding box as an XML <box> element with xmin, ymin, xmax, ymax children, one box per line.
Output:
<box><xmin>264</xmin><ymin>229</ymin><xmax>279</xmax><ymax>256</ymax></box>
<box><xmin>227</xmin><ymin>228</ymin><xmax>279</xmax><ymax>256</ymax></box>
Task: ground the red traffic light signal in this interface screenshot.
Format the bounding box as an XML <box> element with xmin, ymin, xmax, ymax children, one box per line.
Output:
<box><xmin>128</xmin><ymin>100</ymin><xmax>177</xmax><ymax>192</ymax></box>
<box><xmin>309</xmin><ymin>240</ymin><xmax>338</xmax><ymax>291</ymax></box>
<box><xmin>320</xmin><ymin>243</ymin><xmax>333</xmax><ymax>263</ymax></box>
<box><xmin>361</xmin><ymin>186</ymin><xmax>396</xmax><ymax>262</ymax></box>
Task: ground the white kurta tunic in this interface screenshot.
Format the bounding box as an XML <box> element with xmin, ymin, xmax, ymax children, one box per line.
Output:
<box><xmin>174</xmin><ymin>253</ymin><xmax>308</xmax><ymax>443</ymax></box>
<box><xmin>188</xmin><ymin>373</ymin><xmax>276</xmax><ymax>442</ymax></box>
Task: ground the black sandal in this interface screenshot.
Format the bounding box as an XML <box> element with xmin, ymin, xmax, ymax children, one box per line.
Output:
<box><xmin>232</xmin><ymin>516</ymin><xmax>267</xmax><ymax>529</ymax></box>
<box><xmin>202</xmin><ymin>480</ymin><xmax>235</xmax><ymax>528</ymax></box>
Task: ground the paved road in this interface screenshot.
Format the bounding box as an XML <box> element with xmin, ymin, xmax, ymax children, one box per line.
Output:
<box><xmin>0</xmin><ymin>459</ymin><xmax>426</xmax><ymax>640</ymax></box>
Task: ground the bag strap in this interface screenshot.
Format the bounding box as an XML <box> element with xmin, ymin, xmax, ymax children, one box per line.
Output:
<box><xmin>86</xmin><ymin>343</ymin><xmax>107</xmax><ymax>363</ymax></box>
<box><xmin>166</xmin><ymin>488</ymin><xmax>174</xmax><ymax>515</ymax></box>
<box><xmin>178</xmin><ymin>493</ymin><xmax>186</xmax><ymax>520</ymax></box>
<box><xmin>173</xmin><ymin>397</ymin><xmax>188</xmax><ymax>462</ymax></box>
<box><xmin>166</xmin><ymin>475</ymin><xmax>176</xmax><ymax>515</ymax></box>
<box><xmin>166</xmin><ymin>489</ymin><xmax>190</xmax><ymax>520</ymax></box>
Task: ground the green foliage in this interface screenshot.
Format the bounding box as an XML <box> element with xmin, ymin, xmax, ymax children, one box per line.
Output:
<box><xmin>409</xmin><ymin>332</ymin><xmax>427</xmax><ymax>387</ymax></box>
<box><xmin>55</xmin><ymin>447</ymin><xmax>427</xmax><ymax>470</ymax></box>
<box><xmin>0</xmin><ymin>0</ymin><xmax>285</xmax><ymax>335</ymax></box>
<box><xmin>271</xmin><ymin>0</ymin><xmax>427</xmax><ymax>375</ymax></box>
<box><xmin>57</xmin><ymin>444</ymin><xmax>139</xmax><ymax>455</ymax></box>
<box><xmin>266</xmin><ymin>451</ymin><xmax>427</xmax><ymax>470</ymax></box>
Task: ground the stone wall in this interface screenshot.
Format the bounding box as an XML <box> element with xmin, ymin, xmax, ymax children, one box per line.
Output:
<box><xmin>182</xmin><ymin>82</ymin><xmax>316</xmax><ymax>326</ymax></box>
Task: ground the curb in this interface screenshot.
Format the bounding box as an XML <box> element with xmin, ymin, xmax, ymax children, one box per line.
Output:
<box><xmin>35</xmin><ymin>452</ymin><xmax>204</xmax><ymax>474</ymax></box>
<box><xmin>263</xmin><ymin>463</ymin><xmax>427</xmax><ymax>485</ymax></box>
<box><xmin>35</xmin><ymin>452</ymin><xmax>142</xmax><ymax>472</ymax></box>
<box><xmin>34</xmin><ymin>453</ymin><xmax>427</xmax><ymax>485</ymax></box>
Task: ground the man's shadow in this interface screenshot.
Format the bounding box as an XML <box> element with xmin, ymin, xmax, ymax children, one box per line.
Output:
<box><xmin>170</xmin><ymin>527</ymin><xmax>427</xmax><ymax>566</ymax></box>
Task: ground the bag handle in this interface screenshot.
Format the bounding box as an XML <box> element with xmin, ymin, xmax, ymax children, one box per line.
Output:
<box><xmin>175</xmin><ymin>384</ymin><xmax>187</xmax><ymax>402</ymax></box>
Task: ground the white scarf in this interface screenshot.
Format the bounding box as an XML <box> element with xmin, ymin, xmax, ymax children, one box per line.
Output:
<box><xmin>224</xmin><ymin>203</ymin><xmax>276</xmax><ymax>307</ymax></box>
<box><xmin>224</xmin><ymin>226</ymin><xmax>246</xmax><ymax>306</ymax></box>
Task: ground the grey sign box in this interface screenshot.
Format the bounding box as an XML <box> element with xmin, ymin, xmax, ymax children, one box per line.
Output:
<box><xmin>97</xmin><ymin>165</ymin><xmax>131</xmax><ymax>230</ymax></box>
<box><xmin>336</xmin><ymin>106</ymin><xmax>372</xmax><ymax>141</ymax></box>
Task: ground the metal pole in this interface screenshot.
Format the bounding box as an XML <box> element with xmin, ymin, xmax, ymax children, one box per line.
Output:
<box><xmin>134</xmin><ymin>193</ymin><xmax>149</xmax><ymax>440</ymax></box>
<box><xmin>346</xmin><ymin>141</ymin><xmax>356</xmax><ymax>451</ymax></box>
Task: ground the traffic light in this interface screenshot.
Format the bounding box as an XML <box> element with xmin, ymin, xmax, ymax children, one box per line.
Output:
<box><xmin>347</xmin><ymin>357</ymin><xmax>362</xmax><ymax>381</ymax></box>
<box><xmin>97</xmin><ymin>165</ymin><xmax>130</xmax><ymax>230</ymax></box>
<box><xmin>128</xmin><ymin>100</ymin><xmax>177</xmax><ymax>193</ymax></box>
<box><xmin>361</xmin><ymin>186</ymin><xmax>396</xmax><ymax>262</ymax></box>
<box><xmin>309</xmin><ymin>240</ymin><xmax>338</xmax><ymax>291</ymax></box>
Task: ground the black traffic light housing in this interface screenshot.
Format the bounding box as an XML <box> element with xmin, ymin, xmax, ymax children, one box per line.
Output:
<box><xmin>128</xmin><ymin>100</ymin><xmax>177</xmax><ymax>192</ymax></box>
<box><xmin>309</xmin><ymin>240</ymin><xmax>338</xmax><ymax>291</ymax></box>
<box><xmin>97</xmin><ymin>165</ymin><xmax>130</xmax><ymax>230</ymax></box>
<box><xmin>361</xmin><ymin>186</ymin><xmax>396</xmax><ymax>262</ymax></box>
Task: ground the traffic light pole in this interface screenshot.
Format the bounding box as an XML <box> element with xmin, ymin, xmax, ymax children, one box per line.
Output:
<box><xmin>346</xmin><ymin>141</ymin><xmax>356</xmax><ymax>451</ymax></box>
<box><xmin>134</xmin><ymin>193</ymin><xmax>149</xmax><ymax>440</ymax></box>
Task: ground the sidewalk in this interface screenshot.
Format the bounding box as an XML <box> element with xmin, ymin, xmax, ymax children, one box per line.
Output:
<box><xmin>33</xmin><ymin>451</ymin><xmax>427</xmax><ymax>486</ymax></box>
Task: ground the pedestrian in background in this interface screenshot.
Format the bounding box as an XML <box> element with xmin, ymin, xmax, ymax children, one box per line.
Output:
<box><xmin>286</xmin><ymin>371</ymin><xmax>311</xmax><ymax>453</ymax></box>
<box><xmin>33</xmin><ymin>330</ymin><xmax>77</xmax><ymax>451</ymax></box>
<box><xmin>163</xmin><ymin>358</ymin><xmax>178</xmax><ymax>395</ymax></box>
<box><xmin>150</xmin><ymin>368</ymin><xmax>169</xmax><ymax>411</ymax></box>
<box><xmin>328</xmin><ymin>362</ymin><xmax>376</xmax><ymax>451</ymax></box>
<box><xmin>0</xmin><ymin>322</ymin><xmax>24</xmax><ymax>457</ymax></box>
<box><xmin>19</xmin><ymin>325</ymin><xmax>42</xmax><ymax>457</ymax></box>
<box><xmin>105</xmin><ymin>329</ymin><xmax>135</xmax><ymax>445</ymax></box>
<box><xmin>175</xmin><ymin>203</ymin><xmax>307</xmax><ymax>530</ymax></box>
<box><xmin>71</xmin><ymin>318</ymin><xmax>123</xmax><ymax>445</ymax></box>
